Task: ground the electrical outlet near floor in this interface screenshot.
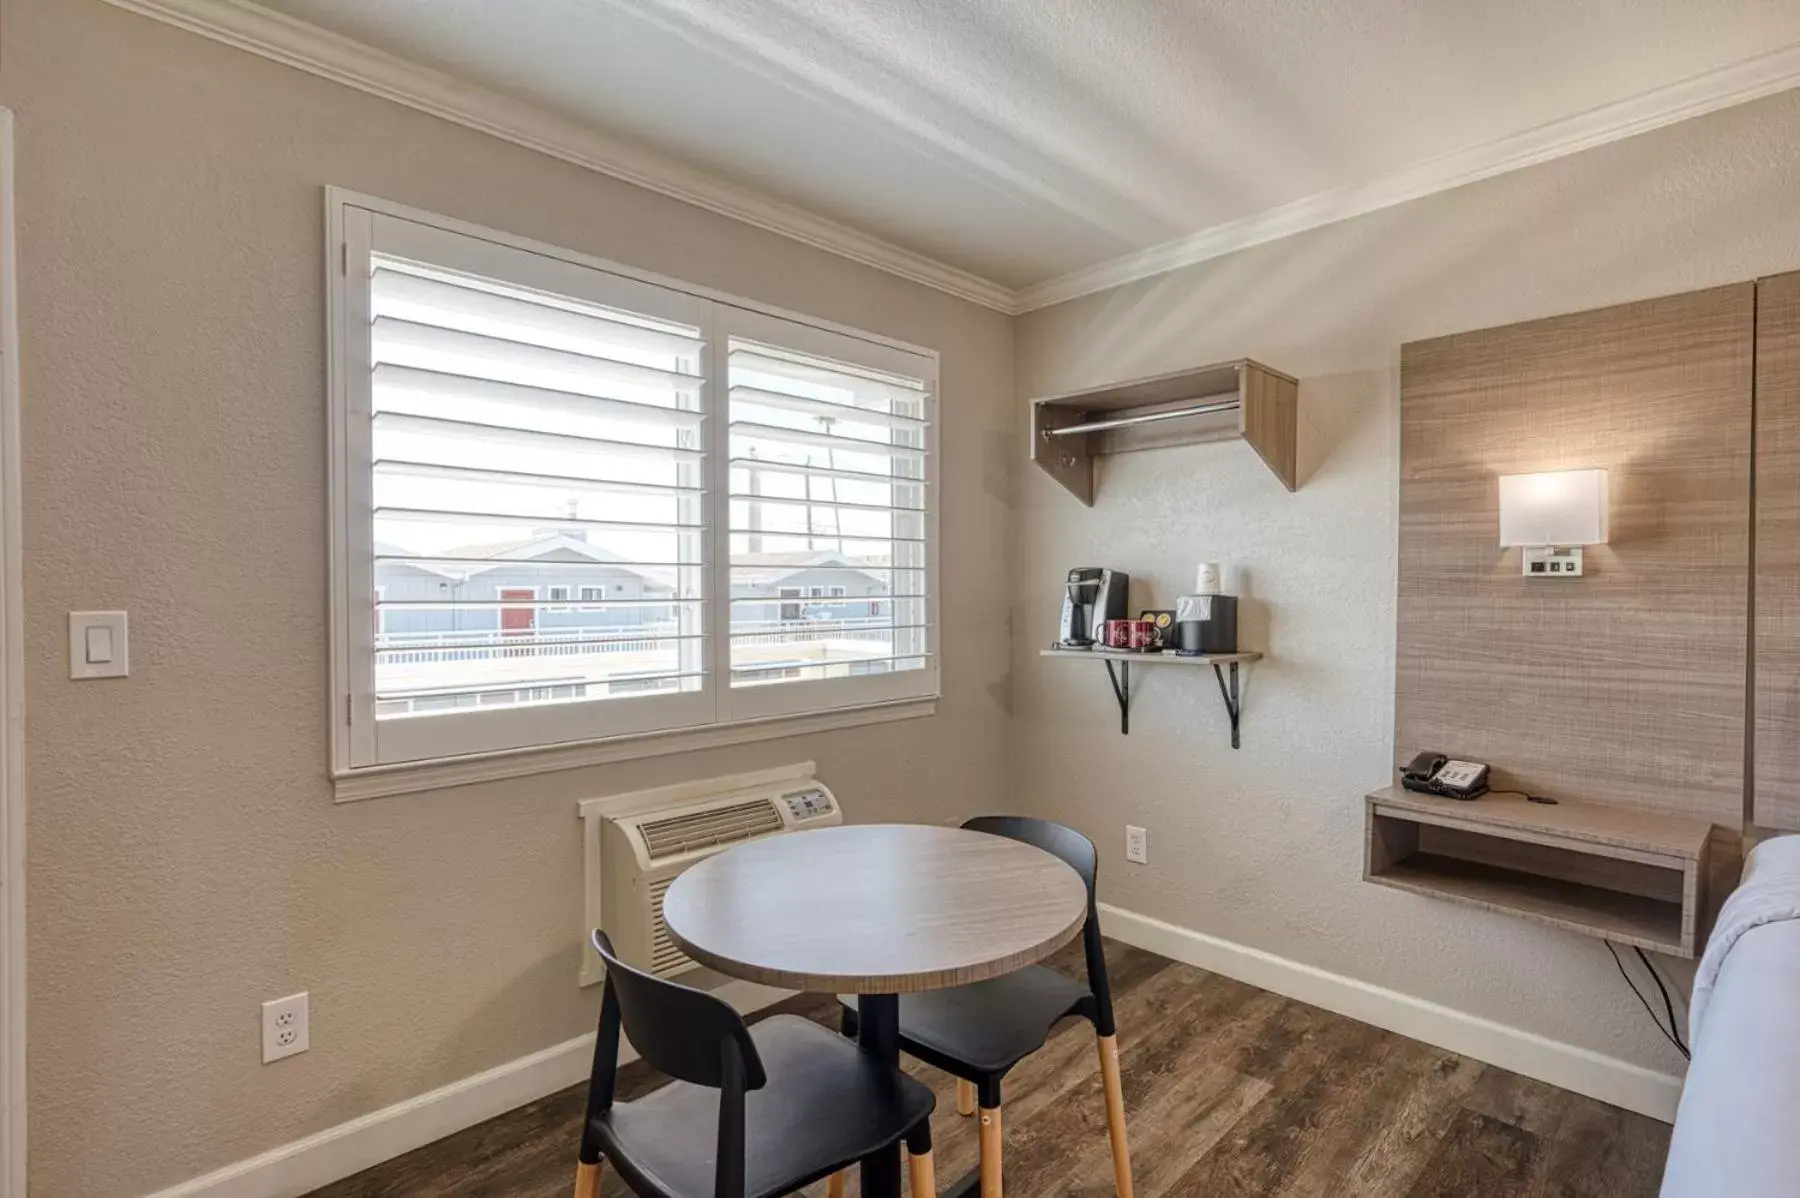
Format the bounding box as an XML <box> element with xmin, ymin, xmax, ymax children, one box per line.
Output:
<box><xmin>262</xmin><ymin>992</ymin><xmax>309</xmax><ymax>1064</ymax></box>
<box><xmin>1125</xmin><ymin>825</ymin><xmax>1148</xmax><ymax>865</ymax></box>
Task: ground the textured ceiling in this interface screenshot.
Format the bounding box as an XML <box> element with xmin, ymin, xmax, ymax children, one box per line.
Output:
<box><xmin>256</xmin><ymin>0</ymin><xmax>1800</xmax><ymax>290</ymax></box>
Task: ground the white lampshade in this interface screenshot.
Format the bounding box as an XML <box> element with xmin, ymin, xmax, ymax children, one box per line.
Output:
<box><xmin>1498</xmin><ymin>469</ymin><xmax>1608</xmax><ymax>547</ymax></box>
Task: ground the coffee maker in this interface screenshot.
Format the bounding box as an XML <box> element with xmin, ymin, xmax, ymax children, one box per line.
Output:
<box><xmin>1057</xmin><ymin>567</ymin><xmax>1129</xmax><ymax>648</ymax></box>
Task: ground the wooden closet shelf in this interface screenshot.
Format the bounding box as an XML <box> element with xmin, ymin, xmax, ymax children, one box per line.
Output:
<box><xmin>1029</xmin><ymin>359</ymin><xmax>1299</xmax><ymax>503</ymax></box>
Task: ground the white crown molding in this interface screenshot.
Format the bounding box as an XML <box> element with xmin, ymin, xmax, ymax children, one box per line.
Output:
<box><xmin>96</xmin><ymin>0</ymin><xmax>1019</xmax><ymax>313</ymax></box>
<box><xmin>1014</xmin><ymin>40</ymin><xmax>1800</xmax><ymax>311</ymax></box>
<box><xmin>95</xmin><ymin>1</ymin><xmax>1800</xmax><ymax>317</ymax></box>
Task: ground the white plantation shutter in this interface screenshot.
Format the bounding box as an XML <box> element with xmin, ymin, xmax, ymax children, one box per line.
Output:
<box><xmin>719</xmin><ymin>309</ymin><xmax>937</xmax><ymax>720</ymax></box>
<box><xmin>332</xmin><ymin>202</ymin><xmax>938</xmax><ymax>772</ymax></box>
<box><xmin>342</xmin><ymin>212</ymin><xmax>714</xmax><ymax>765</ymax></box>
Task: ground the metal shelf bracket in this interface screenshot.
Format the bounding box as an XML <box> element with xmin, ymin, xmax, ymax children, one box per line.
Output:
<box><xmin>1100</xmin><ymin>657</ymin><xmax>1245</xmax><ymax>748</ymax></box>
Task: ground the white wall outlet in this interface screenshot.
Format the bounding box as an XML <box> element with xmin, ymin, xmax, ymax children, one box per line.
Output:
<box><xmin>1125</xmin><ymin>825</ymin><xmax>1148</xmax><ymax>865</ymax></box>
<box><xmin>261</xmin><ymin>992</ymin><xmax>309</xmax><ymax>1064</ymax></box>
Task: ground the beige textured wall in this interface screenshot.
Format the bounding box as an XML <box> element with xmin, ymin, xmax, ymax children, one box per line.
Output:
<box><xmin>1013</xmin><ymin>89</ymin><xmax>1800</xmax><ymax>1079</ymax></box>
<box><xmin>1</xmin><ymin>1</ymin><xmax>1015</xmax><ymax>1193</ymax></box>
<box><xmin>15</xmin><ymin>0</ymin><xmax>1800</xmax><ymax>1190</ymax></box>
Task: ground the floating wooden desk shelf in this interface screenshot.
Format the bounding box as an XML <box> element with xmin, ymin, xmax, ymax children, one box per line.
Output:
<box><xmin>1030</xmin><ymin>359</ymin><xmax>1299</xmax><ymax>504</ymax></box>
<box><xmin>1040</xmin><ymin>648</ymin><xmax>1262</xmax><ymax>746</ymax></box>
<box><xmin>1364</xmin><ymin>786</ymin><xmax>1714</xmax><ymax>958</ymax></box>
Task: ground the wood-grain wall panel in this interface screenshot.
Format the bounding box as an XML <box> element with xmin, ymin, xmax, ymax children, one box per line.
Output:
<box><xmin>1754</xmin><ymin>271</ymin><xmax>1800</xmax><ymax>830</ymax></box>
<box><xmin>1397</xmin><ymin>284</ymin><xmax>1754</xmax><ymax>825</ymax></box>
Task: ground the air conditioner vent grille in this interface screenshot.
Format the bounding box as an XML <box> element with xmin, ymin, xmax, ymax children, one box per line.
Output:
<box><xmin>647</xmin><ymin>876</ymin><xmax>691</xmax><ymax>978</ymax></box>
<box><xmin>639</xmin><ymin>798</ymin><xmax>783</xmax><ymax>860</ymax></box>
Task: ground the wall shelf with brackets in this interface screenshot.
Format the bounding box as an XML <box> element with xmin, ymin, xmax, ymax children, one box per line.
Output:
<box><xmin>1029</xmin><ymin>359</ymin><xmax>1299</xmax><ymax>504</ymax></box>
<box><xmin>1040</xmin><ymin>647</ymin><xmax>1262</xmax><ymax>746</ymax></box>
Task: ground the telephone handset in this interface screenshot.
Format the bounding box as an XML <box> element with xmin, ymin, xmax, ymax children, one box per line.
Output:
<box><xmin>1400</xmin><ymin>752</ymin><xmax>1490</xmax><ymax>800</ymax></box>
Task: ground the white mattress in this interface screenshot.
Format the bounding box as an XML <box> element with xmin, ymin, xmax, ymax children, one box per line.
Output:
<box><xmin>1660</xmin><ymin>844</ymin><xmax>1800</xmax><ymax>1197</ymax></box>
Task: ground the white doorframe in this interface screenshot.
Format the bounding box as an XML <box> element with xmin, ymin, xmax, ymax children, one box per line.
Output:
<box><xmin>0</xmin><ymin>105</ymin><xmax>26</xmax><ymax>1198</ymax></box>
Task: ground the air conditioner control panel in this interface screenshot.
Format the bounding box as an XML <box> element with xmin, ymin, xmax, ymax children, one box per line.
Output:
<box><xmin>782</xmin><ymin>786</ymin><xmax>836</xmax><ymax>821</ymax></box>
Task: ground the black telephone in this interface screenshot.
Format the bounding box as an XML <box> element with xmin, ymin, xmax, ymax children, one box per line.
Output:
<box><xmin>1401</xmin><ymin>752</ymin><xmax>1490</xmax><ymax>800</ymax></box>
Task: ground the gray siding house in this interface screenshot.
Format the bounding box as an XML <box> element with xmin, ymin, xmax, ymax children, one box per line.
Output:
<box><xmin>375</xmin><ymin>537</ymin><xmax>892</xmax><ymax>642</ymax></box>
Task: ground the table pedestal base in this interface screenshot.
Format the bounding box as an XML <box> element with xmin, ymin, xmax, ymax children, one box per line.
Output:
<box><xmin>857</xmin><ymin>993</ymin><xmax>989</xmax><ymax>1198</ymax></box>
<box><xmin>856</xmin><ymin>994</ymin><xmax>903</xmax><ymax>1198</ymax></box>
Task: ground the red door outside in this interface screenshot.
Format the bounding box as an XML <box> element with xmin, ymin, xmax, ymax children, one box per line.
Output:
<box><xmin>500</xmin><ymin>588</ymin><xmax>536</xmax><ymax>640</ymax></box>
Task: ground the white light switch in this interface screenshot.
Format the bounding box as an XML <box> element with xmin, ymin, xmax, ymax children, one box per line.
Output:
<box><xmin>69</xmin><ymin>611</ymin><xmax>128</xmax><ymax>679</ymax></box>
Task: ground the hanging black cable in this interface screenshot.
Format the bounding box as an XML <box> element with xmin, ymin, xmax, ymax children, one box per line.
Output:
<box><xmin>1634</xmin><ymin>945</ymin><xmax>1689</xmax><ymax>1059</ymax></box>
<box><xmin>1606</xmin><ymin>941</ymin><xmax>1689</xmax><ymax>1060</ymax></box>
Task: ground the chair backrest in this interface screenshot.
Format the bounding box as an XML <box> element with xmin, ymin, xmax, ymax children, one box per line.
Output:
<box><xmin>961</xmin><ymin>815</ymin><xmax>1116</xmax><ymax>1035</ymax></box>
<box><xmin>963</xmin><ymin>815</ymin><xmax>1098</xmax><ymax>896</ymax></box>
<box><xmin>590</xmin><ymin>930</ymin><xmax>767</xmax><ymax>1090</ymax></box>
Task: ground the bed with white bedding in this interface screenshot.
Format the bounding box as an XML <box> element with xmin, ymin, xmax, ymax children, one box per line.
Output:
<box><xmin>1660</xmin><ymin>835</ymin><xmax>1800</xmax><ymax>1197</ymax></box>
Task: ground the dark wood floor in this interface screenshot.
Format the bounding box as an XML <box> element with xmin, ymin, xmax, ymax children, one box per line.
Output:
<box><xmin>310</xmin><ymin>940</ymin><xmax>1670</xmax><ymax>1197</ymax></box>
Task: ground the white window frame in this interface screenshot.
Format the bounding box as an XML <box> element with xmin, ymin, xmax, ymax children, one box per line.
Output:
<box><xmin>714</xmin><ymin>305</ymin><xmax>938</xmax><ymax>724</ymax></box>
<box><xmin>327</xmin><ymin>190</ymin><xmax>939</xmax><ymax>797</ymax></box>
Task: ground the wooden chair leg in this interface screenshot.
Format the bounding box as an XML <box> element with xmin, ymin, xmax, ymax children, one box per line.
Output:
<box><xmin>826</xmin><ymin>1171</ymin><xmax>846</xmax><ymax>1198</ymax></box>
<box><xmin>1096</xmin><ymin>1033</ymin><xmax>1134</xmax><ymax>1198</ymax></box>
<box><xmin>956</xmin><ymin>1078</ymin><xmax>975</xmax><ymax>1116</ymax></box>
<box><xmin>908</xmin><ymin>1148</ymin><xmax>937</xmax><ymax>1197</ymax></box>
<box><xmin>573</xmin><ymin>1159</ymin><xmax>602</xmax><ymax>1198</ymax></box>
<box><xmin>978</xmin><ymin>1106</ymin><xmax>1003</xmax><ymax>1197</ymax></box>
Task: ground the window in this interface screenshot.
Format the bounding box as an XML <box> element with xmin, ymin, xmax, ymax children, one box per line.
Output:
<box><xmin>330</xmin><ymin>198</ymin><xmax>937</xmax><ymax>773</ymax></box>
<box><xmin>726</xmin><ymin>309</ymin><xmax>931</xmax><ymax>716</ymax></box>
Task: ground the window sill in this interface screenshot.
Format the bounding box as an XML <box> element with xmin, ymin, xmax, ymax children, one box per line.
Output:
<box><xmin>330</xmin><ymin>696</ymin><xmax>939</xmax><ymax>803</ymax></box>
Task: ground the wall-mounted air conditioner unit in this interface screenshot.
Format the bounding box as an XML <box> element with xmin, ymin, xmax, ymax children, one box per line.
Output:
<box><xmin>575</xmin><ymin>762</ymin><xmax>840</xmax><ymax>986</ymax></box>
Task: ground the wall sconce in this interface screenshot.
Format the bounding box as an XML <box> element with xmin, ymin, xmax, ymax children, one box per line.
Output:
<box><xmin>1498</xmin><ymin>468</ymin><xmax>1608</xmax><ymax>577</ymax></box>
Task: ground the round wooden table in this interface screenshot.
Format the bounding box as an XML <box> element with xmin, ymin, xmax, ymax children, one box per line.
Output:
<box><xmin>664</xmin><ymin>823</ymin><xmax>1089</xmax><ymax>1198</ymax></box>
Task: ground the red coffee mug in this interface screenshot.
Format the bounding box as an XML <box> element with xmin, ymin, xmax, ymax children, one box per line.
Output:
<box><xmin>1104</xmin><ymin>619</ymin><xmax>1156</xmax><ymax>650</ymax></box>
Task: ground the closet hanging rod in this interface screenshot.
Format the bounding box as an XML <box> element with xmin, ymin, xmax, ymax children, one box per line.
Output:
<box><xmin>1042</xmin><ymin>397</ymin><xmax>1241</xmax><ymax>438</ymax></box>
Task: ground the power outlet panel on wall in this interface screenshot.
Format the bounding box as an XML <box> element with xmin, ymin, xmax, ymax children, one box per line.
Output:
<box><xmin>262</xmin><ymin>992</ymin><xmax>309</xmax><ymax>1063</ymax></box>
<box><xmin>1125</xmin><ymin>825</ymin><xmax>1148</xmax><ymax>865</ymax></box>
<box><xmin>1523</xmin><ymin>546</ymin><xmax>1585</xmax><ymax>576</ymax></box>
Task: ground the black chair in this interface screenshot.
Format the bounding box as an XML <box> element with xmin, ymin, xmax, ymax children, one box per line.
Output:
<box><xmin>836</xmin><ymin>816</ymin><xmax>1133</xmax><ymax>1198</ymax></box>
<box><xmin>574</xmin><ymin>931</ymin><xmax>938</xmax><ymax>1198</ymax></box>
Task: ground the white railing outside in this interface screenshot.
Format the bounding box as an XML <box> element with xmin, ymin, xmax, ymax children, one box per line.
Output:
<box><xmin>376</xmin><ymin>617</ymin><xmax>901</xmax><ymax>665</ymax></box>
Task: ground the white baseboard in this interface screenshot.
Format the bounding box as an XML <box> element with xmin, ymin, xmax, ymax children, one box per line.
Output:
<box><xmin>1099</xmin><ymin>903</ymin><xmax>1683</xmax><ymax>1123</ymax></box>
<box><xmin>143</xmin><ymin>978</ymin><xmax>791</xmax><ymax>1198</ymax></box>
<box><xmin>148</xmin><ymin>914</ymin><xmax>1682</xmax><ymax>1198</ymax></box>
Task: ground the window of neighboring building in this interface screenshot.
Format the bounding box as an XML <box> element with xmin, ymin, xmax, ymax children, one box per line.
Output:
<box><xmin>329</xmin><ymin>195</ymin><xmax>938</xmax><ymax>776</ymax></box>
